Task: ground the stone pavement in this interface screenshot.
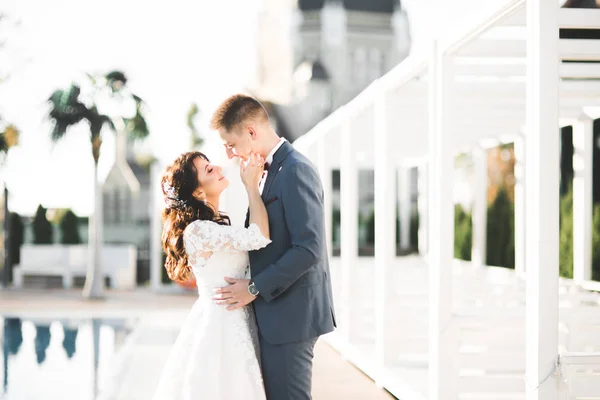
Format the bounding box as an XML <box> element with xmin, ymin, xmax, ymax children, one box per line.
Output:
<box><xmin>1</xmin><ymin>288</ymin><xmax>393</xmax><ymax>400</ymax></box>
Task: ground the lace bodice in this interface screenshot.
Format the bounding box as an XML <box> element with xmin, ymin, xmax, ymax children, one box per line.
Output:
<box><xmin>183</xmin><ymin>220</ymin><xmax>271</xmax><ymax>292</ymax></box>
<box><xmin>153</xmin><ymin>219</ymin><xmax>270</xmax><ymax>400</ymax></box>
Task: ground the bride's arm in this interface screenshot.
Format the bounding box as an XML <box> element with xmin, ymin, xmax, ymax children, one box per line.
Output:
<box><xmin>246</xmin><ymin>187</ymin><xmax>269</xmax><ymax>240</ymax></box>
<box><xmin>242</xmin><ymin>153</ymin><xmax>270</xmax><ymax>239</ymax></box>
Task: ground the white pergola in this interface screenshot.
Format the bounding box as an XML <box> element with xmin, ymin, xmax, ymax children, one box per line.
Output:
<box><xmin>294</xmin><ymin>1</ymin><xmax>600</xmax><ymax>399</ymax></box>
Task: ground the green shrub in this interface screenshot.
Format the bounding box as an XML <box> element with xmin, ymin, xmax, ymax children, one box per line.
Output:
<box><xmin>410</xmin><ymin>211</ymin><xmax>419</xmax><ymax>251</ymax></box>
<box><xmin>559</xmin><ymin>188</ymin><xmax>574</xmax><ymax>278</ymax></box>
<box><xmin>8</xmin><ymin>212</ymin><xmax>24</xmax><ymax>280</ymax></box>
<box><xmin>33</xmin><ymin>205</ymin><xmax>53</xmax><ymax>244</ymax></box>
<box><xmin>365</xmin><ymin>209</ymin><xmax>375</xmax><ymax>246</ymax></box>
<box><xmin>592</xmin><ymin>204</ymin><xmax>600</xmax><ymax>281</ymax></box>
<box><xmin>454</xmin><ymin>205</ymin><xmax>472</xmax><ymax>261</ymax></box>
<box><xmin>59</xmin><ymin>210</ymin><xmax>81</xmax><ymax>244</ymax></box>
<box><xmin>486</xmin><ymin>188</ymin><xmax>515</xmax><ymax>268</ymax></box>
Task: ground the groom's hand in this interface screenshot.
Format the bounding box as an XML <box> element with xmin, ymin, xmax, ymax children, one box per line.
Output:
<box><xmin>213</xmin><ymin>277</ymin><xmax>256</xmax><ymax>311</ymax></box>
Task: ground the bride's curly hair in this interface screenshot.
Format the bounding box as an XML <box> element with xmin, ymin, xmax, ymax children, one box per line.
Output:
<box><xmin>161</xmin><ymin>151</ymin><xmax>230</xmax><ymax>283</ymax></box>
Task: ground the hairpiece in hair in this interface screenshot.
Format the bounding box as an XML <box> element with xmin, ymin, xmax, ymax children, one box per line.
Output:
<box><xmin>163</xmin><ymin>181</ymin><xmax>187</xmax><ymax>209</ymax></box>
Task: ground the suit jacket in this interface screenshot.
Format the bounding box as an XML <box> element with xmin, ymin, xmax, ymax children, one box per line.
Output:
<box><xmin>246</xmin><ymin>141</ymin><xmax>336</xmax><ymax>345</ymax></box>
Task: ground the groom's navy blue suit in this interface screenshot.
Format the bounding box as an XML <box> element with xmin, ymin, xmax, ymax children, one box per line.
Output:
<box><xmin>246</xmin><ymin>141</ymin><xmax>336</xmax><ymax>399</ymax></box>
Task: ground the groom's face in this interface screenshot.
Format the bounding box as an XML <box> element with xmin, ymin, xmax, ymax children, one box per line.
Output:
<box><xmin>219</xmin><ymin>126</ymin><xmax>255</xmax><ymax>160</ymax></box>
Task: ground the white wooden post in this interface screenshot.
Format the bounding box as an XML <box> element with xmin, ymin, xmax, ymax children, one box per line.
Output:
<box><xmin>398</xmin><ymin>166</ymin><xmax>412</xmax><ymax>251</ymax></box>
<box><xmin>318</xmin><ymin>134</ymin><xmax>333</xmax><ymax>259</ymax></box>
<box><xmin>418</xmin><ymin>163</ymin><xmax>429</xmax><ymax>255</ymax></box>
<box><xmin>374</xmin><ymin>90</ymin><xmax>395</xmax><ymax>380</ymax></box>
<box><xmin>150</xmin><ymin>162</ymin><xmax>163</xmax><ymax>291</ymax></box>
<box><xmin>428</xmin><ymin>40</ymin><xmax>456</xmax><ymax>399</ymax></box>
<box><xmin>525</xmin><ymin>0</ymin><xmax>559</xmax><ymax>398</ymax></box>
<box><xmin>514</xmin><ymin>134</ymin><xmax>526</xmax><ymax>276</ymax></box>
<box><xmin>340</xmin><ymin>116</ymin><xmax>358</xmax><ymax>345</ymax></box>
<box><xmin>573</xmin><ymin>117</ymin><xmax>593</xmax><ymax>283</ymax></box>
<box><xmin>471</xmin><ymin>146</ymin><xmax>488</xmax><ymax>268</ymax></box>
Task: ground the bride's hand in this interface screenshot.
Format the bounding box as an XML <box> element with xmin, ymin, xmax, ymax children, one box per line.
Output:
<box><xmin>240</xmin><ymin>153</ymin><xmax>265</xmax><ymax>189</ymax></box>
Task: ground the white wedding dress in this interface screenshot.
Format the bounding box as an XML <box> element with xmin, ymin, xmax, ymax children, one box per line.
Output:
<box><xmin>152</xmin><ymin>220</ymin><xmax>271</xmax><ymax>400</ymax></box>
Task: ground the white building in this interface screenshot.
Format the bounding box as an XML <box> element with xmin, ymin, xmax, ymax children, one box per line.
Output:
<box><xmin>255</xmin><ymin>0</ymin><xmax>411</xmax><ymax>141</ymax></box>
<box><xmin>102</xmin><ymin>129</ymin><xmax>152</xmax><ymax>283</ymax></box>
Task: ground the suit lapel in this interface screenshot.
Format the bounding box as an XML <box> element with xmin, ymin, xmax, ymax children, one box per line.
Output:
<box><xmin>261</xmin><ymin>161</ymin><xmax>280</xmax><ymax>201</ymax></box>
<box><xmin>261</xmin><ymin>141</ymin><xmax>293</xmax><ymax>201</ymax></box>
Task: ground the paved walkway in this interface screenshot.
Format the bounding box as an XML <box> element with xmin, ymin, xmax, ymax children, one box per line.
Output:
<box><xmin>0</xmin><ymin>288</ymin><xmax>393</xmax><ymax>400</ymax></box>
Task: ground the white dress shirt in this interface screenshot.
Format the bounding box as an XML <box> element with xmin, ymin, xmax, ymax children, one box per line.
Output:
<box><xmin>259</xmin><ymin>137</ymin><xmax>286</xmax><ymax>195</ymax></box>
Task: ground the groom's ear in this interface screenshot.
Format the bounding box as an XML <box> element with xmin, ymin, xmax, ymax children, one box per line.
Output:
<box><xmin>247</xmin><ymin>125</ymin><xmax>257</xmax><ymax>140</ymax></box>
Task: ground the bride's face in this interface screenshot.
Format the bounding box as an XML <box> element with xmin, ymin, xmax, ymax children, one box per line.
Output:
<box><xmin>192</xmin><ymin>157</ymin><xmax>229</xmax><ymax>198</ymax></box>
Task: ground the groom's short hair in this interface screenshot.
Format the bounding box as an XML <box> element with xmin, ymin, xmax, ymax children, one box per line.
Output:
<box><xmin>210</xmin><ymin>94</ymin><xmax>269</xmax><ymax>132</ymax></box>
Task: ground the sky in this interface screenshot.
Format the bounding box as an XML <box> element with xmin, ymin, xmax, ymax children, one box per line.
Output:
<box><xmin>0</xmin><ymin>0</ymin><xmax>567</xmax><ymax>216</ymax></box>
<box><xmin>0</xmin><ymin>0</ymin><xmax>260</xmax><ymax>216</ymax></box>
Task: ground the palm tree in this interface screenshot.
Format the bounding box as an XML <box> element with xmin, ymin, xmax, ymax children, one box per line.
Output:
<box><xmin>47</xmin><ymin>71</ymin><xmax>149</xmax><ymax>299</ymax></box>
<box><xmin>187</xmin><ymin>102</ymin><xmax>204</xmax><ymax>149</ymax></box>
<box><xmin>1</xmin><ymin>123</ymin><xmax>19</xmax><ymax>287</ymax></box>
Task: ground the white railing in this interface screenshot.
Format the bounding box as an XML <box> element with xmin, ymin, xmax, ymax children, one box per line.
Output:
<box><xmin>294</xmin><ymin>1</ymin><xmax>600</xmax><ymax>398</ymax></box>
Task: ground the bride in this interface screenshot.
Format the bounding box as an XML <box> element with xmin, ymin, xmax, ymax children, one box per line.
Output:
<box><xmin>152</xmin><ymin>151</ymin><xmax>270</xmax><ymax>400</ymax></box>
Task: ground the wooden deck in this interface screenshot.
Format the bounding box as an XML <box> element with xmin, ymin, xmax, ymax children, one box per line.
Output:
<box><xmin>327</xmin><ymin>255</ymin><xmax>600</xmax><ymax>399</ymax></box>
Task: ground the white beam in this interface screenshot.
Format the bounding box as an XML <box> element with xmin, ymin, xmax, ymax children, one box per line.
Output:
<box><xmin>500</xmin><ymin>7</ymin><xmax>526</xmax><ymax>27</ymax></box>
<box><xmin>471</xmin><ymin>146</ymin><xmax>488</xmax><ymax>268</ymax></box>
<box><xmin>454</xmin><ymin>62</ymin><xmax>526</xmax><ymax>77</ymax></box>
<box><xmin>525</xmin><ymin>0</ymin><xmax>560</xmax><ymax>399</ymax></box>
<box><xmin>560</xmin><ymin>63</ymin><xmax>600</xmax><ymax>79</ymax></box>
<box><xmin>573</xmin><ymin>116</ymin><xmax>594</xmax><ymax>283</ymax></box>
<box><xmin>458</xmin><ymin>38</ymin><xmax>600</xmax><ymax>61</ymax></box>
<box><xmin>373</xmin><ymin>90</ymin><xmax>395</xmax><ymax>379</ymax></box>
<box><xmin>459</xmin><ymin>39</ymin><xmax>526</xmax><ymax>58</ymax></box>
<box><xmin>397</xmin><ymin>96</ymin><xmax>600</xmax><ymax>109</ymax></box>
<box><xmin>428</xmin><ymin>41</ymin><xmax>457</xmax><ymax>399</ymax></box>
<box><xmin>442</xmin><ymin>0</ymin><xmax>526</xmax><ymax>54</ymax></box>
<box><xmin>559</xmin><ymin>8</ymin><xmax>600</xmax><ymax>30</ymax></box>
<box><xmin>453</xmin><ymin>61</ymin><xmax>600</xmax><ymax>79</ymax></box>
<box><xmin>560</xmin><ymin>39</ymin><xmax>600</xmax><ymax>62</ymax></box>
<box><xmin>514</xmin><ymin>134</ymin><xmax>526</xmax><ymax>276</ymax></box>
<box><xmin>398</xmin><ymin>103</ymin><xmax>587</xmax><ymax>120</ymax></box>
<box><xmin>340</xmin><ymin>116</ymin><xmax>358</xmax><ymax>345</ymax></box>
<box><xmin>397</xmin><ymin>79</ymin><xmax>600</xmax><ymax>97</ymax></box>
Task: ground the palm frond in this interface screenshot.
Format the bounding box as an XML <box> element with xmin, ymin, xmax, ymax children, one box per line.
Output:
<box><xmin>187</xmin><ymin>103</ymin><xmax>203</xmax><ymax>148</ymax></box>
<box><xmin>50</xmin><ymin>121</ymin><xmax>70</xmax><ymax>141</ymax></box>
<box><xmin>0</xmin><ymin>133</ymin><xmax>7</xmax><ymax>153</ymax></box>
<box><xmin>87</xmin><ymin>107</ymin><xmax>115</xmax><ymax>137</ymax></box>
<box><xmin>47</xmin><ymin>85</ymin><xmax>89</xmax><ymax>142</ymax></box>
<box><xmin>125</xmin><ymin>96</ymin><xmax>149</xmax><ymax>141</ymax></box>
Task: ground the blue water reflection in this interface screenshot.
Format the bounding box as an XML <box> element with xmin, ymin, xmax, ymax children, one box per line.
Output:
<box><xmin>1</xmin><ymin>316</ymin><xmax>134</xmax><ymax>400</ymax></box>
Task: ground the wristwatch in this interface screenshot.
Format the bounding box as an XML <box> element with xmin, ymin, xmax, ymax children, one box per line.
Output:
<box><xmin>248</xmin><ymin>281</ymin><xmax>260</xmax><ymax>297</ymax></box>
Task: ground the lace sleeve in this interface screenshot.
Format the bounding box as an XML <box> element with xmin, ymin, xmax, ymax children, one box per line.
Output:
<box><xmin>183</xmin><ymin>220</ymin><xmax>271</xmax><ymax>262</ymax></box>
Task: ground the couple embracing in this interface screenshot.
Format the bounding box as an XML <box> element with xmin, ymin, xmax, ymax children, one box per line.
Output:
<box><xmin>152</xmin><ymin>94</ymin><xmax>336</xmax><ymax>400</ymax></box>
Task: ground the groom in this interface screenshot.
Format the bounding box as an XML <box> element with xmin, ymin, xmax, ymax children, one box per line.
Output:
<box><xmin>211</xmin><ymin>94</ymin><xmax>336</xmax><ymax>399</ymax></box>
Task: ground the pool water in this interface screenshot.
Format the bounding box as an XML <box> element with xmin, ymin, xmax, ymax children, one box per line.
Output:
<box><xmin>1</xmin><ymin>316</ymin><xmax>135</xmax><ymax>400</ymax></box>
